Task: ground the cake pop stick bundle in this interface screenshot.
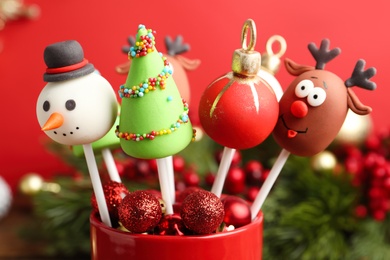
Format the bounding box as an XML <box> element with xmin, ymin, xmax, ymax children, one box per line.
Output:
<box><xmin>35</xmin><ymin>19</ymin><xmax>378</xmax><ymax>260</ymax></box>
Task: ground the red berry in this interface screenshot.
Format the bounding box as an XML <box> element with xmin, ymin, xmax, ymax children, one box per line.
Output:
<box><xmin>173</xmin><ymin>156</ymin><xmax>186</xmax><ymax>173</ymax></box>
<box><xmin>136</xmin><ymin>159</ymin><xmax>151</xmax><ymax>177</ymax></box>
<box><xmin>373</xmin><ymin>166</ymin><xmax>387</xmax><ymax>179</ymax></box>
<box><xmin>225</xmin><ymin>167</ymin><xmax>246</xmax><ymax>194</ymax></box>
<box><xmin>244</xmin><ymin>160</ymin><xmax>263</xmax><ymax>186</ymax></box>
<box><xmin>261</xmin><ymin>169</ymin><xmax>270</xmax><ymax>182</ymax></box>
<box><xmin>364</xmin><ymin>152</ymin><xmax>386</xmax><ymax>170</ymax></box>
<box><xmin>372</xmin><ymin>209</ymin><xmax>386</xmax><ymax>221</ymax></box>
<box><xmin>122</xmin><ymin>159</ymin><xmax>137</xmax><ymax>179</ymax></box>
<box><xmin>344</xmin><ymin>156</ymin><xmax>363</xmax><ymax>175</ymax></box>
<box><xmin>383</xmin><ymin>178</ymin><xmax>390</xmax><ymax>189</ymax></box>
<box><xmin>365</xmin><ymin>134</ymin><xmax>381</xmax><ymax>151</ymax></box>
<box><xmin>148</xmin><ymin>159</ymin><xmax>158</xmax><ymax>173</ymax></box>
<box><xmin>354</xmin><ymin>205</ymin><xmax>367</xmax><ymax>218</ymax></box>
<box><xmin>246</xmin><ymin>186</ymin><xmax>260</xmax><ymax>202</ymax></box>
<box><xmin>204</xmin><ymin>172</ymin><xmax>215</xmax><ymax>187</ymax></box>
<box><xmin>215</xmin><ymin>150</ymin><xmax>242</xmax><ymax>166</ymax></box>
<box><xmin>221</xmin><ymin>196</ymin><xmax>251</xmax><ymax>228</ymax></box>
<box><xmin>183</xmin><ymin>170</ymin><xmax>200</xmax><ymax>187</ymax></box>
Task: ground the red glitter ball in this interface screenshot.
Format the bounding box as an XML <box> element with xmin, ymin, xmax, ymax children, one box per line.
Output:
<box><xmin>118</xmin><ymin>190</ymin><xmax>162</xmax><ymax>233</ymax></box>
<box><xmin>180</xmin><ymin>190</ymin><xmax>224</xmax><ymax>234</ymax></box>
<box><xmin>91</xmin><ymin>181</ymin><xmax>129</xmax><ymax>220</ymax></box>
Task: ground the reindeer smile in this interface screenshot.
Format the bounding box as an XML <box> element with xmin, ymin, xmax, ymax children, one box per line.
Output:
<box><xmin>280</xmin><ymin>114</ymin><xmax>308</xmax><ymax>138</ymax></box>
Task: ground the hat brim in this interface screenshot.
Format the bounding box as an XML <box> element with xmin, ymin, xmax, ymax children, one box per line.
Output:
<box><xmin>43</xmin><ymin>63</ymin><xmax>95</xmax><ymax>82</ymax></box>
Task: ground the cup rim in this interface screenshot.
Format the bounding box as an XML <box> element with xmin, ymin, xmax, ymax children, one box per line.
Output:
<box><xmin>90</xmin><ymin>211</ymin><xmax>263</xmax><ymax>241</ymax></box>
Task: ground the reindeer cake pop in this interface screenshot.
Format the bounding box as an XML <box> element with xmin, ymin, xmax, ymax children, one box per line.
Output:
<box><xmin>273</xmin><ymin>39</ymin><xmax>376</xmax><ymax>156</ymax></box>
<box><xmin>250</xmin><ymin>39</ymin><xmax>377</xmax><ymax>219</ymax></box>
<box><xmin>36</xmin><ymin>40</ymin><xmax>118</xmax><ymax>226</ymax></box>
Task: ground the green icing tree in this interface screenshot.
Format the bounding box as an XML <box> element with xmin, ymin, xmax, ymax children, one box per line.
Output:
<box><xmin>117</xmin><ymin>25</ymin><xmax>193</xmax><ymax>159</ymax></box>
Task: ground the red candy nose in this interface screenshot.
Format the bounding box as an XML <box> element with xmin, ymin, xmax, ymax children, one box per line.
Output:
<box><xmin>290</xmin><ymin>100</ymin><xmax>308</xmax><ymax>118</ymax></box>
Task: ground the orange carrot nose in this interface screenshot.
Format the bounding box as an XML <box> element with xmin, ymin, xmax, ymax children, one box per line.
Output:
<box><xmin>41</xmin><ymin>112</ymin><xmax>64</xmax><ymax>131</ymax></box>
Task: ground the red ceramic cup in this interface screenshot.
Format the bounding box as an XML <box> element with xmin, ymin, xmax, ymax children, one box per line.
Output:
<box><xmin>90</xmin><ymin>212</ymin><xmax>263</xmax><ymax>260</ymax></box>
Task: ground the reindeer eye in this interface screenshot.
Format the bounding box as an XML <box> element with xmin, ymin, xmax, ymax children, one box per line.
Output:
<box><xmin>307</xmin><ymin>87</ymin><xmax>326</xmax><ymax>107</ymax></box>
<box><xmin>295</xmin><ymin>80</ymin><xmax>314</xmax><ymax>98</ymax></box>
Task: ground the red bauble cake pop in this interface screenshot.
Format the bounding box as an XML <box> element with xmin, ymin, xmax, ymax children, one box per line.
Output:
<box><xmin>199</xmin><ymin>19</ymin><xmax>279</xmax><ymax>198</ymax></box>
<box><xmin>198</xmin><ymin>20</ymin><xmax>279</xmax><ymax>150</ymax></box>
<box><xmin>118</xmin><ymin>190</ymin><xmax>162</xmax><ymax>233</ymax></box>
<box><xmin>180</xmin><ymin>190</ymin><xmax>224</xmax><ymax>234</ymax></box>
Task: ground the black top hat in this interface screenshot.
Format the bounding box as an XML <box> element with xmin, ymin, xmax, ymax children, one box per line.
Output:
<box><xmin>43</xmin><ymin>40</ymin><xmax>95</xmax><ymax>82</ymax></box>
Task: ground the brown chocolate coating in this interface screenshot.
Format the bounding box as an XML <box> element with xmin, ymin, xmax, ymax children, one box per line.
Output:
<box><xmin>273</xmin><ymin>68</ymin><xmax>348</xmax><ymax>156</ymax></box>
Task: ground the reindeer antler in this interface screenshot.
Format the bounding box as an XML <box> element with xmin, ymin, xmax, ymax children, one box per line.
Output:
<box><xmin>308</xmin><ymin>39</ymin><xmax>341</xmax><ymax>70</ymax></box>
<box><xmin>345</xmin><ymin>59</ymin><xmax>377</xmax><ymax>90</ymax></box>
<box><xmin>165</xmin><ymin>35</ymin><xmax>190</xmax><ymax>56</ymax></box>
<box><xmin>121</xmin><ymin>36</ymin><xmax>136</xmax><ymax>54</ymax></box>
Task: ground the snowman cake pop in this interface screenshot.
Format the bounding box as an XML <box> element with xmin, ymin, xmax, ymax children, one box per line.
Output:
<box><xmin>36</xmin><ymin>40</ymin><xmax>118</xmax><ymax>226</ymax></box>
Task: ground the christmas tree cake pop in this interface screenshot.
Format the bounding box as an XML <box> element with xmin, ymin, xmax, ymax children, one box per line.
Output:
<box><xmin>116</xmin><ymin>25</ymin><xmax>194</xmax><ymax>159</ymax></box>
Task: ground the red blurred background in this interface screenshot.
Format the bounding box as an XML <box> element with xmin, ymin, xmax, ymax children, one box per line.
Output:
<box><xmin>1</xmin><ymin>0</ymin><xmax>389</xmax><ymax>192</ymax></box>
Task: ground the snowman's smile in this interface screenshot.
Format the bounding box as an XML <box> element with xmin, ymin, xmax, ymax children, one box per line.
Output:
<box><xmin>53</xmin><ymin>126</ymin><xmax>80</xmax><ymax>136</ymax></box>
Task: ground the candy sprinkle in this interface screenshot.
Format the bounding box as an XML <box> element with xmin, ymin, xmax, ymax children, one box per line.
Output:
<box><xmin>118</xmin><ymin>56</ymin><xmax>172</xmax><ymax>99</ymax></box>
<box><xmin>128</xmin><ymin>26</ymin><xmax>156</xmax><ymax>59</ymax></box>
<box><xmin>115</xmin><ymin>99</ymin><xmax>192</xmax><ymax>142</ymax></box>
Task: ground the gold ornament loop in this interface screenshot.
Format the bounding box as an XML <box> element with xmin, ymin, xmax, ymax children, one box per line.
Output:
<box><xmin>241</xmin><ymin>19</ymin><xmax>257</xmax><ymax>51</ymax></box>
<box><xmin>266</xmin><ymin>35</ymin><xmax>287</xmax><ymax>58</ymax></box>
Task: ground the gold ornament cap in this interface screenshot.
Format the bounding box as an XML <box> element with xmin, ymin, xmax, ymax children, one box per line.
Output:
<box><xmin>232</xmin><ymin>19</ymin><xmax>261</xmax><ymax>76</ymax></box>
<box><xmin>261</xmin><ymin>35</ymin><xmax>287</xmax><ymax>75</ymax></box>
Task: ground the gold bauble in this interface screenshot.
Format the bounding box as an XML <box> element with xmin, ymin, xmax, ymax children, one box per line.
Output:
<box><xmin>19</xmin><ymin>173</ymin><xmax>44</xmax><ymax>195</ymax></box>
<box><xmin>19</xmin><ymin>173</ymin><xmax>61</xmax><ymax>195</ymax></box>
<box><xmin>336</xmin><ymin>109</ymin><xmax>372</xmax><ymax>144</ymax></box>
<box><xmin>311</xmin><ymin>151</ymin><xmax>337</xmax><ymax>171</ymax></box>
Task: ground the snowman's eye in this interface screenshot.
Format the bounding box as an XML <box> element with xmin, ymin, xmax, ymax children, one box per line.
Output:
<box><xmin>65</xmin><ymin>99</ymin><xmax>76</xmax><ymax>111</ymax></box>
<box><xmin>307</xmin><ymin>87</ymin><xmax>326</xmax><ymax>107</ymax></box>
<box><xmin>43</xmin><ymin>101</ymin><xmax>50</xmax><ymax>112</ymax></box>
<box><xmin>295</xmin><ymin>80</ymin><xmax>314</xmax><ymax>98</ymax></box>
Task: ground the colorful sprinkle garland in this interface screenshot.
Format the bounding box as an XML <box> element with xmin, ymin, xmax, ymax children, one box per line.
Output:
<box><xmin>118</xmin><ymin>56</ymin><xmax>172</xmax><ymax>98</ymax></box>
<box><xmin>128</xmin><ymin>25</ymin><xmax>156</xmax><ymax>59</ymax></box>
<box><xmin>115</xmin><ymin>99</ymin><xmax>194</xmax><ymax>142</ymax></box>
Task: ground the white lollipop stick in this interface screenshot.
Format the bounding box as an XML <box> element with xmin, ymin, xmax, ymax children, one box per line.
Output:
<box><xmin>250</xmin><ymin>148</ymin><xmax>290</xmax><ymax>220</ymax></box>
<box><xmin>166</xmin><ymin>156</ymin><xmax>176</xmax><ymax>203</ymax></box>
<box><xmin>101</xmin><ymin>148</ymin><xmax>121</xmax><ymax>183</ymax></box>
<box><xmin>211</xmin><ymin>147</ymin><xmax>236</xmax><ymax>197</ymax></box>
<box><xmin>156</xmin><ymin>157</ymin><xmax>174</xmax><ymax>215</ymax></box>
<box><xmin>83</xmin><ymin>144</ymin><xmax>112</xmax><ymax>227</ymax></box>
